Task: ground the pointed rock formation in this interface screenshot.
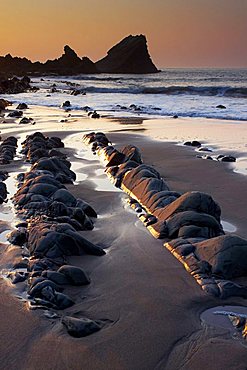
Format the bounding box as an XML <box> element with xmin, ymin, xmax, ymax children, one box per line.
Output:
<box><xmin>0</xmin><ymin>35</ymin><xmax>158</xmax><ymax>76</ymax></box>
<box><xmin>0</xmin><ymin>46</ymin><xmax>98</xmax><ymax>76</ymax></box>
<box><xmin>43</xmin><ymin>45</ymin><xmax>98</xmax><ymax>74</ymax></box>
<box><xmin>96</xmin><ymin>34</ymin><xmax>159</xmax><ymax>74</ymax></box>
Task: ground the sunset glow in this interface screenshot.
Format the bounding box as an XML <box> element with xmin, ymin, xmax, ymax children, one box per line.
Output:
<box><xmin>1</xmin><ymin>0</ymin><xmax>246</xmax><ymax>67</ymax></box>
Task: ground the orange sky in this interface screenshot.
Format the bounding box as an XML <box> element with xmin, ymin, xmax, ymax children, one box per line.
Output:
<box><xmin>0</xmin><ymin>0</ymin><xmax>247</xmax><ymax>67</ymax></box>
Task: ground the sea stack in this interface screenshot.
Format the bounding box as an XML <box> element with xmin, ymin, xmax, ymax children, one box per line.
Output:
<box><xmin>96</xmin><ymin>34</ymin><xmax>159</xmax><ymax>74</ymax></box>
<box><xmin>43</xmin><ymin>45</ymin><xmax>98</xmax><ymax>74</ymax></box>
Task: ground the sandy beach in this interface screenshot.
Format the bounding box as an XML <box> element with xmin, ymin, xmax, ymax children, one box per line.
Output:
<box><xmin>0</xmin><ymin>105</ymin><xmax>247</xmax><ymax>370</ymax></box>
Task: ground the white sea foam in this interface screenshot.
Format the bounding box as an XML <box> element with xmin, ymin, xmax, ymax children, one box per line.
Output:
<box><xmin>3</xmin><ymin>69</ymin><xmax>247</xmax><ymax>121</ymax></box>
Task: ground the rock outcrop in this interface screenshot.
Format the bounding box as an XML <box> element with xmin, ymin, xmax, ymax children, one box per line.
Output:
<box><xmin>0</xmin><ymin>45</ymin><xmax>97</xmax><ymax>76</ymax></box>
<box><xmin>0</xmin><ymin>35</ymin><xmax>159</xmax><ymax>76</ymax></box>
<box><xmin>82</xmin><ymin>131</ymin><xmax>247</xmax><ymax>300</ymax></box>
<box><xmin>42</xmin><ymin>45</ymin><xmax>98</xmax><ymax>74</ymax></box>
<box><xmin>0</xmin><ymin>76</ymin><xmax>32</xmax><ymax>94</ymax></box>
<box><xmin>96</xmin><ymin>34</ymin><xmax>159</xmax><ymax>74</ymax></box>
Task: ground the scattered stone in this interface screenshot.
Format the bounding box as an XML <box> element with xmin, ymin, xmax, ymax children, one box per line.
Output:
<box><xmin>183</xmin><ymin>140</ymin><xmax>201</xmax><ymax>147</ymax></box>
<box><xmin>0</xmin><ymin>99</ymin><xmax>11</xmax><ymax>110</ymax></box>
<box><xmin>217</xmin><ymin>155</ymin><xmax>236</xmax><ymax>163</ymax></box>
<box><xmin>7</xmin><ymin>110</ymin><xmax>23</xmax><ymax>118</ymax></box>
<box><xmin>16</xmin><ymin>103</ymin><xmax>28</xmax><ymax>110</ymax></box>
<box><xmin>19</xmin><ymin>117</ymin><xmax>31</xmax><ymax>124</ymax></box>
<box><xmin>198</xmin><ymin>147</ymin><xmax>212</xmax><ymax>152</ymax></box>
<box><xmin>61</xmin><ymin>101</ymin><xmax>71</xmax><ymax>108</ymax></box>
<box><xmin>62</xmin><ymin>316</ymin><xmax>101</xmax><ymax>338</ymax></box>
<box><xmin>91</xmin><ymin>111</ymin><xmax>100</xmax><ymax>119</ymax></box>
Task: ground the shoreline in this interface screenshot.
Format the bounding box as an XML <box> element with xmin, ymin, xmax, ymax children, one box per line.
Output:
<box><xmin>0</xmin><ymin>104</ymin><xmax>246</xmax><ymax>235</ymax></box>
<box><xmin>0</xmin><ymin>104</ymin><xmax>247</xmax><ymax>369</ymax></box>
<box><xmin>1</xmin><ymin>104</ymin><xmax>247</xmax><ymax>172</ymax></box>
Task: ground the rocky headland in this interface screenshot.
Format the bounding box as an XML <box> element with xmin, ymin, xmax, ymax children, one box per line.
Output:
<box><xmin>96</xmin><ymin>34</ymin><xmax>159</xmax><ymax>74</ymax></box>
<box><xmin>0</xmin><ymin>35</ymin><xmax>158</xmax><ymax>77</ymax></box>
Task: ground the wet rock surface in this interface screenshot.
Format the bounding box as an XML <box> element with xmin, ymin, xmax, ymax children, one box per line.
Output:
<box><xmin>0</xmin><ymin>76</ymin><xmax>32</xmax><ymax>94</ymax></box>
<box><xmin>83</xmin><ymin>131</ymin><xmax>247</xmax><ymax>299</ymax></box>
<box><xmin>0</xmin><ymin>136</ymin><xmax>18</xmax><ymax>165</ymax></box>
<box><xmin>0</xmin><ymin>130</ymin><xmax>107</xmax><ymax>338</ymax></box>
<box><xmin>62</xmin><ymin>316</ymin><xmax>101</xmax><ymax>338</ymax></box>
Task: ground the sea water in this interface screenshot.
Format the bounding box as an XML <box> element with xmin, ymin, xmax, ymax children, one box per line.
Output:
<box><xmin>3</xmin><ymin>68</ymin><xmax>247</xmax><ymax>121</ymax></box>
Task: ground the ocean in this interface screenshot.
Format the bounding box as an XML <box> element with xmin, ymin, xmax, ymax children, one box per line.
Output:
<box><xmin>2</xmin><ymin>68</ymin><xmax>247</xmax><ymax>121</ymax></box>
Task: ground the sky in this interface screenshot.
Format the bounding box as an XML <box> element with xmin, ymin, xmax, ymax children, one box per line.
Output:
<box><xmin>0</xmin><ymin>0</ymin><xmax>247</xmax><ymax>68</ymax></box>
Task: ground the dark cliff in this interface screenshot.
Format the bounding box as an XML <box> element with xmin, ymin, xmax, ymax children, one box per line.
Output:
<box><xmin>96</xmin><ymin>35</ymin><xmax>159</xmax><ymax>74</ymax></box>
<box><xmin>0</xmin><ymin>35</ymin><xmax>159</xmax><ymax>76</ymax></box>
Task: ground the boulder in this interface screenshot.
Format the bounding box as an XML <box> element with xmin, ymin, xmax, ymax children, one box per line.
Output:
<box><xmin>218</xmin><ymin>280</ymin><xmax>247</xmax><ymax>299</ymax></box>
<box><xmin>153</xmin><ymin>191</ymin><xmax>222</xmax><ymax>223</ymax></box>
<box><xmin>62</xmin><ymin>316</ymin><xmax>101</xmax><ymax>337</ymax></box>
<box><xmin>164</xmin><ymin>211</ymin><xmax>223</xmax><ymax>239</ymax></box>
<box><xmin>0</xmin><ymin>99</ymin><xmax>11</xmax><ymax>110</ymax></box>
<box><xmin>58</xmin><ymin>265</ymin><xmax>90</xmax><ymax>285</ymax></box>
<box><xmin>28</xmin><ymin>222</ymin><xmax>105</xmax><ymax>258</ymax></box>
<box><xmin>120</xmin><ymin>145</ymin><xmax>142</xmax><ymax>164</ymax></box>
<box><xmin>195</xmin><ymin>235</ymin><xmax>247</xmax><ymax>279</ymax></box>
<box><xmin>217</xmin><ymin>155</ymin><xmax>236</xmax><ymax>163</ymax></box>
<box><xmin>184</xmin><ymin>140</ymin><xmax>201</xmax><ymax>147</ymax></box>
<box><xmin>8</xmin><ymin>110</ymin><xmax>23</xmax><ymax>118</ymax></box>
<box><xmin>7</xmin><ymin>228</ymin><xmax>28</xmax><ymax>246</ymax></box>
<box><xmin>16</xmin><ymin>103</ymin><xmax>28</xmax><ymax>110</ymax></box>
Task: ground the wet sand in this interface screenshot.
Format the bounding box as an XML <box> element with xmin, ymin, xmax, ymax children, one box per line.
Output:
<box><xmin>0</xmin><ymin>106</ymin><xmax>247</xmax><ymax>369</ymax></box>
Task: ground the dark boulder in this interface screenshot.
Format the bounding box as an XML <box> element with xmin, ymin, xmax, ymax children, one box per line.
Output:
<box><xmin>218</xmin><ymin>280</ymin><xmax>247</xmax><ymax>299</ymax></box>
<box><xmin>0</xmin><ymin>182</ymin><xmax>8</xmax><ymax>203</ymax></box>
<box><xmin>62</xmin><ymin>316</ymin><xmax>101</xmax><ymax>338</ymax></box>
<box><xmin>19</xmin><ymin>117</ymin><xmax>32</xmax><ymax>124</ymax></box>
<box><xmin>195</xmin><ymin>235</ymin><xmax>247</xmax><ymax>279</ymax></box>
<box><xmin>41</xmin><ymin>270</ymin><xmax>70</xmax><ymax>285</ymax></box>
<box><xmin>16</xmin><ymin>103</ymin><xmax>28</xmax><ymax>110</ymax></box>
<box><xmin>61</xmin><ymin>101</ymin><xmax>71</xmax><ymax>108</ymax></box>
<box><xmin>217</xmin><ymin>155</ymin><xmax>236</xmax><ymax>163</ymax></box>
<box><xmin>0</xmin><ymin>99</ymin><xmax>11</xmax><ymax>110</ymax></box>
<box><xmin>183</xmin><ymin>140</ymin><xmax>201</xmax><ymax>147</ymax></box>
<box><xmin>58</xmin><ymin>265</ymin><xmax>90</xmax><ymax>285</ymax></box>
<box><xmin>120</xmin><ymin>145</ymin><xmax>142</xmax><ymax>164</ymax></box>
<box><xmin>28</xmin><ymin>279</ymin><xmax>62</xmax><ymax>297</ymax></box>
<box><xmin>7</xmin><ymin>228</ymin><xmax>28</xmax><ymax>246</ymax></box>
<box><xmin>28</xmin><ymin>222</ymin><xmax>105</xmax><ymax>258</ymax></box>
<box><xmin>164</xmin><ymin>211</ymin><xmax>224</xmax><ymax>239</ymax></box>
<box><xmin>153</xmin><ymin>191</ymin><xmax>222</xmax><ymax>223</ymax></box>
<box><xmin>7</xmin><ymin>110</ymin><xmax>23</xmax><ymax>118</ymax></box>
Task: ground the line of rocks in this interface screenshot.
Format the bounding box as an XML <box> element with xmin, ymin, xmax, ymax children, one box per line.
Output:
<box><xmin>4</xmin><ymin>131</ymin><xmax>106</xmax><ymax>337</ymax></box>
<box><xmin>0</xmin><ymin>170</ymin><xmax>9</xmax><ymax>204</ymax></box>
<box><xmin>0</xmin><ymin>136</ymin><xmax>18</xmax><ymax>164</ymax></box>
<box><xmin>183</xmin><ymin>140</ymin><xmax>237</xmax><ymax>163</ymax></box>
<box><xmin>0</xmin><ymin>135</ymin><xmax>18</xmax><ymax>204</ymax></box>
<box><xmin>83</xmin><ymin>132</ymin><xmax>247</xmax><ymax>305</ymax></box>
<box><xmin>1</xmin><ymin>102</ymin><xmax>35</xmax><ymax>125</ymax></box>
